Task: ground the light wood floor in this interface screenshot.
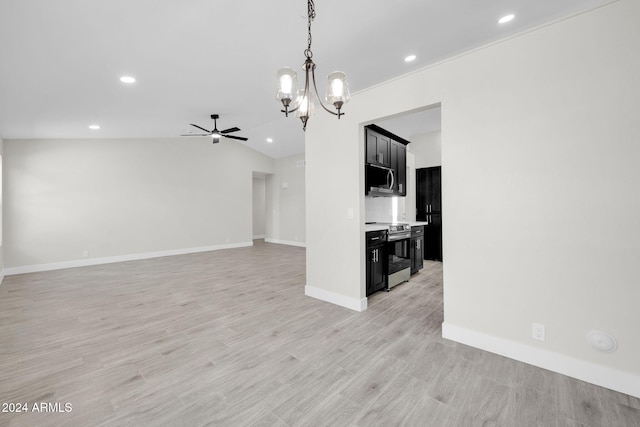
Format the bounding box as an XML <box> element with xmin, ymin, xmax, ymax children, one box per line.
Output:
<box><xmin>1</xmin><ymin>240</ymin><xmax>638</xmax><ymax>426</ymax></box>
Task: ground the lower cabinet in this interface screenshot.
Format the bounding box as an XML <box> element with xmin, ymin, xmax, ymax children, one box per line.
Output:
<box><xmin>410</xmin><ymin>226</ymin><xmax>424</xmax><ymax>275</ymax></box>
<box><xmin>366</xmin><ymin>230</ymin><xmax>387</xmax><ymax>296</ymax></box>
<box><xmin>423</xmin><ymin>215</ymin><xmax>442</xmax><ymax>261</ymax></box>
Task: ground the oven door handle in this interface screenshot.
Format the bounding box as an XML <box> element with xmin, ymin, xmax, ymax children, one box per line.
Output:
<box><xmin>388</xmin><ymin>232</ymin><xmax>411</xmax><ymax>241</ymax></box>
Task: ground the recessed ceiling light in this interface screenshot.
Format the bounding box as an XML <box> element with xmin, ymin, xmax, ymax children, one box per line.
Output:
<box><xmin>404</xmin><ymin>54</ymin><xmax>417</xmax><ymax>62</ymax></box>
<box><xmin>119</xmin><ymin>76</ymin><xmax>136</xmax><ymax>84</ymax></box>
<box><xmin>498</xmin><ymin>14</ymin><xmax>515</xmax><ymax>24</ymax></box>
<box><xmin>266</xmin><ymin>138</ymin><xmax>274</xmax><ymax>143</ymax></box>
<box><xmin>89</xmin><ymin>125</ymin><xmax>100</xmax><ymax>130</ymax></box>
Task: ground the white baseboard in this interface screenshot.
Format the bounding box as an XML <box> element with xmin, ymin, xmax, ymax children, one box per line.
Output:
<box><xmin>305</xmin><ymin>285</ymin><xmax>367</xmax><ymax>312</ymax></box>
<box><xmin>442</xmin><ymin>322</ymin><xmax>640</xmax><ymax>399</ymax></box>
<box><xmin>265</xmin><ymin>238</ymin><xmax>306</xmax><ymax>248</ymax></box>
<box><xmin>3</xmin><ymin>241</ymin><xmax>253</xmax><ymax>276</ymax></box>
<box><xmin>253</xmin><ymin>234</ymin><xmax>266</xmax><ymax>239</ymax></box>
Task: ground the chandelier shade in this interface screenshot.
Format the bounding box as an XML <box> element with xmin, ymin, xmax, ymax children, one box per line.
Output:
<box><xmin>276</xmin><ymin>68</ymin><xmax>298</xmax><ymax>111</ymax></box>
<box><xmin>326</xmin><ymin>71</ymin><xmax>349</xmax><ymax>108</ymax></box>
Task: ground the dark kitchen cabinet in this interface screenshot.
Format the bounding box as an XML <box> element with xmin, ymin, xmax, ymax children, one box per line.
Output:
<box><xmin>366</xmin><ymin>230</ymin><xmax>387</xmax><ymax>296</ymax></box>
<box><xmin>416</xmin><ymin>166</ymin><xmax>442</xmax><ymax>261</ymax></box>
<box><xmin>416</xmin><ymin>167</ymin><xmax>441</xmax><ymax>218</ymax></box>
<box><xmin>423</xmin><ymin>214</ymin><xmax>442</xmax><ymax>261</ymax></box>
<box><xmin>410</xmin><ymin>226</ymin><xmax>424</xmax><ymax>274</ymax></box>
<box><xmin>365</xmin><ymin>125</ymin><xmax>410</xmax><ymax>197</ymax></box>
<box><xmin>390</xmin><ymin>141</ymin><xmax>406</xmax><ymax>196</ymax></box>
<box><xmin>366</xmin><ymin>128</ymin><xmax>391</xmax><ymax>167</ymax></box>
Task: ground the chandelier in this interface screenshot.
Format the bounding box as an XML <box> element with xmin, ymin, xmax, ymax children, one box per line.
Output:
<box><xmin>276</xmin><ymin>0</ymin><xmax>350</xmax><ymax>131</ymax></box>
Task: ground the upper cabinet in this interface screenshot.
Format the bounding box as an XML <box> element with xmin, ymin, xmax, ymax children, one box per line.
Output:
<box><xmin>365</xmin><ymin>125</ymin><xmax>410</xmax><ymax>197</ymax></box>
<box><xmin>366</xmin><ymin>128</ymin><xmax>391</xmax><ymax>167</ymax></box>
<box><xmin>390</xmin><ymin>142</ymin><xmax>406</xmax><ymax>195</ymax></box>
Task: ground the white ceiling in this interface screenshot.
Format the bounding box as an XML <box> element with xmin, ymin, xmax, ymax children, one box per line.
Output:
<box><xmin>0</xmin><ymin>0</ymin><xmax>614</xmax><ymax>158</ymax></box>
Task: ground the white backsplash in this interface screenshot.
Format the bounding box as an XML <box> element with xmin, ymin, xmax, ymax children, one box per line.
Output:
<box><xmin>365</xmin><ymin>196</ymin><xmax>407</xmax><ymax>223</ymax></box>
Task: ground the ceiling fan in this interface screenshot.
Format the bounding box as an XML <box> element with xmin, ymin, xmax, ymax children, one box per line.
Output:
<box><xmin>181</xmin><ymin>114</ymin><xmax>248</xmax><ymax>143</ymax></box>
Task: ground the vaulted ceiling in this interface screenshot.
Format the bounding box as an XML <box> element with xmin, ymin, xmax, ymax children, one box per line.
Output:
<box><xmin>0</xmin><ymin>0</ymin><xmax>614</xmax><ymax>158</ymax></box>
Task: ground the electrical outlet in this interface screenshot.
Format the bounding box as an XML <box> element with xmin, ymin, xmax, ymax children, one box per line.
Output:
<box><xmin>82</xmin><ymin>250</ymin><xmax>89</xmax><ymax>258</ymax></box>
<box><xmin>532</xmin><ymin>323</ymin><xmax>545</xmax><ymax>341</ymax></box>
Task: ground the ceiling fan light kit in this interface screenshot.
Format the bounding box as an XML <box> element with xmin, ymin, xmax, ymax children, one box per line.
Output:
<box><xmin>276</xmin><ymin>0</ymin><xmax>349</xmax><ymax>131</ymax></box>
<box><xmin>181</xmin><ymin>114</ymin><xmax>248</xmax><ymax>143</ymax></box>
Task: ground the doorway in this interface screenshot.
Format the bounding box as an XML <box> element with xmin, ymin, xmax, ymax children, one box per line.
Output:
<box><xmin>252</xmin><ymin>173</ymin><xmax>267</xmax><ymax>240</ymax></box>
<box><xmin>374</xmin><ymin>105</ymin><xmax>442</xmax><ymax>261</ymax></box>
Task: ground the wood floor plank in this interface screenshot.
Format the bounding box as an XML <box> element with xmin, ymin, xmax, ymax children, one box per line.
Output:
<box><xmin>0</xmin><ymin>241</ymin><xmax>638</xmax><ymax>426</ymax></box>
<box><xmin>509</xmin><ymin>385</ymin><xmax>557</xmax><ymax>427</ymax></box>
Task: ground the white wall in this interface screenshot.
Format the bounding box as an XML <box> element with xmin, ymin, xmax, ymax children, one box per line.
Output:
<box><xmin>405</xmin><ymin>151</ymin><xmax>416</xmax><ymax>222</ymax></box>
<box><xmin>266</xmin><ymin>153</ymin><xmax>306</xmax><ymax>247</ymax></box>
<box><xmin>252</xmin><ymin>176</ymin><xmax>266</xmax><ymax>238</ymax></box>
<box><xmin>306</xmin><ymin>0</ymin><xmax>640</xmax><ymax>397</ymax></box>
<box><xmin>410</xmin><ymin>131</ymin><xmax>441</xmax><ymax>168</ymax></box>
<box><xmin>4</xmin><ymin>137</ymin><xmax>274</xmax><ymax>271</ymax></box>
<box><xmin>0</xmin><ymin>136</ymin><xmax>4</xmax><ymax>282</ymax></box>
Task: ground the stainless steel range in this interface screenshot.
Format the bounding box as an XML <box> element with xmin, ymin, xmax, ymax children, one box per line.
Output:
<box><xmin>386</xmin><ymin>223</ymin><xmax>412</xmax><ymax>290</ymax></box>
<box><xmin>366</xmin><ymin>222</ymin><xmax>412</xmax><ymax>290</ymax></box>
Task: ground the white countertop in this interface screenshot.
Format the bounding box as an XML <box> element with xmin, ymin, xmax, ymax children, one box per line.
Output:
<box><xmin>365</xmin><ymin>221</ymin><xmax>428</xmax><ymax>232</ymax></box>
<box><xmin>365</xmin><ymin>224</ymin><xmax>389</xmax><ymax>232</ymax></box>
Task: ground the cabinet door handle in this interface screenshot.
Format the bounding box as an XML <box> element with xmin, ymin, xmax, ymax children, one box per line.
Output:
<box><xmin>417</xmin><ymin>240</ymin><xmax>420</xmax><ymax>249</ymax></box>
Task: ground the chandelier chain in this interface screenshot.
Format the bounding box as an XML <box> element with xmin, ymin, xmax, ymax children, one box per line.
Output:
<box><xmin>305</xmin><ymin>0</ymin><xmax>316</xmax><ymax>59</ymax></box>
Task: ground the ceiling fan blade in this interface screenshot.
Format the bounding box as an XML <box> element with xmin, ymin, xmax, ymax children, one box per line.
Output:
<box><xmin>220</xmin><ymin>127</ymin><xmax>240</xmax><ymax>134</ymax></box>
<box><xmin>180</xmin><ymin>133</ymin><xmax>210</xmax><ymax>136</ymax></box>
<box><xmin>190</xmin><ymin>123</ymin><xmax>212</xmax><ymax>133</ymax></box>
<box><xmin>223</xmin><ymin>135</ymin><xmax>249</xmax><ymax>141</ymax></box>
